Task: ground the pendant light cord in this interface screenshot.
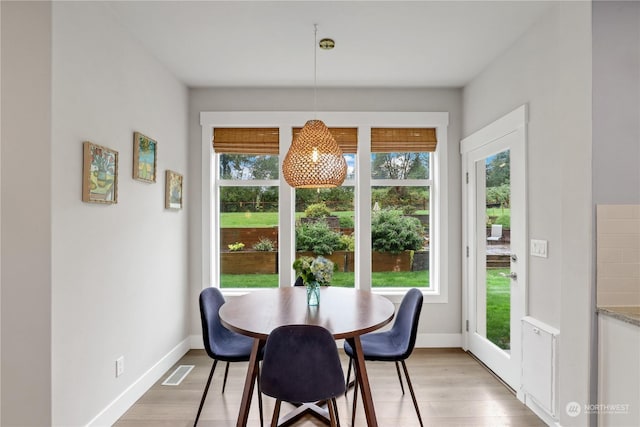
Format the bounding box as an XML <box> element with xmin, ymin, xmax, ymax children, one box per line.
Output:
<box><xmin>313</xmin><ymin>24</ymin><xmax>318</xmax><ymax>119</ymax></box>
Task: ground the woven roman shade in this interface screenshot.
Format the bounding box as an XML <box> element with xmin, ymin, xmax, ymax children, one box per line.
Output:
<box><xmin>292</xmin><ymin>127</ymin><xmax>357</xmax><ymax>153</ymax></box>
<box><xmin>371</xmin><ymin>128</ymin><xmax>437</xmax><ymax>152</ymax></box>
<box><xmin>213</xmin><ymin>128</ymin><xmax>279</xmax><ymax>154</ymax></box>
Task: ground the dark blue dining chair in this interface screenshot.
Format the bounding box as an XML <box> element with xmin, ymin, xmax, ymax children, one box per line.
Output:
<box><xmin>343</xmin><ymin>288</ymin><xmax>424</xmax><ymax>427</ymax></box>
<box><xmin>195</xmin><ymin>287</ymin><xmax>263</xmax><ymax>427</ymax></box>
<box><xmin>261</xmin><ymin>325</ymin><xmax>346</xmax><ymax>427</ymax></box>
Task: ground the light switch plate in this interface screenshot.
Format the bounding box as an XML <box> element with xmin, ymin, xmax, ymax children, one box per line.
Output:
<box><xmin>530</xmin><ymin>239</ymin><xmax>548</xmax><ymax>258</ymax></box>
<box><xmin>116</xmin><ymin>356</ymin><xmax>124</xmax><ymax>377</ymax></box>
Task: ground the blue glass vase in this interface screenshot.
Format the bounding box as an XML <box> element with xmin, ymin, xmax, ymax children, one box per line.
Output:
<box><xmin>306</xmin><ymin>281</ymin><xmax>320</xmax><ymax>306</ymax></box>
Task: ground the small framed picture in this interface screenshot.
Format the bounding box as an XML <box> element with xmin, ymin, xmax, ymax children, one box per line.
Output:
<box><xmin>133</xmin><ymin>131</ymin><xmax>157</xmax><ymax>183</ymax></box>
<box><xmin>82</xmin><ymin>141</ymin><xmax>118</xmax><ymax>204</ymax></box>
<box><xmin>165</xmin><ymin>170</ymin><xmax>183</xmax><ymax>209</ymax></box>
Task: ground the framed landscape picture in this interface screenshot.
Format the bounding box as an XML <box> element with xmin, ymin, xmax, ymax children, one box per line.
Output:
<box><xmin>165</xmin><ymin>170</ymin><xmax>183</xmax><ymax>209</ymax></box>
<box><xmin>82</xmin><ymin>141</ymin><xmax>118</xmax><ymax>204</ymax></box>
<box><xmin>133</xmin><ymin>132</ymin><xmax>157</xmax><ymax>182</ymax></box>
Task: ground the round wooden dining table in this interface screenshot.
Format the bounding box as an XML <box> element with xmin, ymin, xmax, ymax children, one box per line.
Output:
<box><xmin>219</xmin><ymin>286</ymin><xmax>395</xmax><ymax>427</ymax></box>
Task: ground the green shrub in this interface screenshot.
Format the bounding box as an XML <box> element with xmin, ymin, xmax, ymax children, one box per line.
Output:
<box><xmin>371</xmin><ymin>187</ymin><xmax>428</xmax><ymax>211</ymax></box>
<box><xmin>304</xmin><ymin>202</ymin><xmax>332</xmax><ymax>218</ymax></box>
<box><xmin>486</xmin><ymin>184</ymin><xmax>510</xmax><ymax>208</ymax></box>
<box><xmin>338</xmin><ymin>215</ymin><xmax>354</xmax><ymax>228</ymax></box>
<box><xmin>402</xmin><ymin>205</ymin><xmax>417</xmax><ymax>215</ymax></box>
<box><xmin>296</xmin><ymin>220</ymin><xmax>341</xmax><ymax>255</ymax></box>
<box><xmin>371</xmin><ymin>188</ymin><xmax>388</xmax><ymax>207</ymax></box>
<box><xmin>228</xmin><ymin>242</ymin><xmax>245</xmax><ymax>252</ymax></box>
<box><xmin>338</xmin><ymin>233</ymin><xmax>355</xmax><ymax>251</ymax></box>
<box><xmin>252</xmin><ymin>237</ymin><xmax>275</xmax><ymax>251</ymax></box>
<box><xmin>371</xmin><ymin>210</ymin><xmax>424</xmax><ymax>254</ymax></box>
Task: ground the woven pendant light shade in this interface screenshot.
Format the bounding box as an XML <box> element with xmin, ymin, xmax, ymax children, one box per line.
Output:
<box><xmin>282</xmin><ymin>119</ymin><xmax>347</xmax><ymax>188</ymax></box>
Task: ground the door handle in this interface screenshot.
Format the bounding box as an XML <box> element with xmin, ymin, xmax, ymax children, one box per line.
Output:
<box><xmin>500</xmin><ymin>272</ymin><xmax>517</xmax><ymax>280</ymax></box>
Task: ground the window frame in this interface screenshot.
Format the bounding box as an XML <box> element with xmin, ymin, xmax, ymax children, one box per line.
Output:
<box><xmin>201</xmin><ymin>112</ymin><xmax>449</xmax><ymax>302</ymax></box>
<box><xmin>370</xmin><ymin>174</ymin><xmax>432</xmax><ymax>290</ymax></box>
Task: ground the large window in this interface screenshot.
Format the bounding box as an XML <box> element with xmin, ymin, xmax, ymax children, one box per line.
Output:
<box><xmin>214</xmin><ymin>128</ymin><xmax>280</xmax><ymax>288</ymax></box>
<box><xmin>294</xmin><ymin>127</ymin><xmax>357</xmax><ymax>287</ymax></box>
<box><xmin>370</xmin><ymin>128</ymin><xmax>435</xmax><ymax>289</ymax></box>
<box><xmin>204</xmin><ymin>112</ymin><xmax>449</xmax><ymax>301</ymax></box>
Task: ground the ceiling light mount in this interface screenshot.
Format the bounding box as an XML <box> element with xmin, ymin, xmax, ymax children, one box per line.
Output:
<box><xmin>319</xmin><ymin>38</ymin><xmax>335</xmax><ymax>50</ymax></box>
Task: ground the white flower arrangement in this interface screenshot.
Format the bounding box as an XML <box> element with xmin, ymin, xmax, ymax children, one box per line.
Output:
<box><xmin>293</xmin><ymin>256</ymin><xmax>335</xmax><ymax>285</ymax></box>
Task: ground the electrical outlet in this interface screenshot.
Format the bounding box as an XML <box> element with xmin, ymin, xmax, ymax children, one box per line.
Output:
<box><xmin>116</xmin><ymin>356</ymin><xmax>124</xmax><ymax>377</ymax></box>
<box><xmin>530</xmin><ymin>239</ymin><xmax>548</xmax><ymax>258</ymax></box>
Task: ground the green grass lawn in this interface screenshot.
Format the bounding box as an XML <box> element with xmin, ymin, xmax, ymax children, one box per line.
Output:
<box><xmin>220</xmin><ymin>210</ymin><xmax>429</xmax><ymax>228</ymax></box>
<box><xmin>221</xmin><ymin>270</ymin><xmax>429</xmax><ymax>288</ymax></box>
<box><xmin>221</xmin><ymin>209</ymin><xmax>501</xmax><ymax>229</ymax></box>
<box><xmin>486</xmin><ymin>268</ymin><xmax>511</xmax><ymax>350</ymax></box>
<box><xmin>486</xmin><ymin>207</ymin><xmax>510</xmax><ymax>217</ymax></box>
<box><xmin>220</xmin><ymin>212</ymin><xmax>279</xmax><ymax>228</ymax></box>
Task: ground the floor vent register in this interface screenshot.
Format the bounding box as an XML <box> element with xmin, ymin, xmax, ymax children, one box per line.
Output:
<box><xmin>162</xmin><ymin>365</ymin><xmax>195</xmax><ymax>386</ymax></box>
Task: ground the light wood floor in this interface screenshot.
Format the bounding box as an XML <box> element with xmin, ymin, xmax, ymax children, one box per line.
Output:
<box><xmin>115</xmin><ymin>348</ymin><xmax>545</xmax><ymax>427</ymax></box>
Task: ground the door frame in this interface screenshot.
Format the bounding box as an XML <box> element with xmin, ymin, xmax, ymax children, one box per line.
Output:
<box><xmin>461</xmin><ymin>105</ymin><xmax>528</xmax><ymax>399</ymax></box>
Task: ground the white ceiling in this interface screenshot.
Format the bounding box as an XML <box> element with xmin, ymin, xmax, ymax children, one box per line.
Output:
<box><xmin>107</xmin><ymin>1</ymin><xmax>552</xmax><ymax>88</ymax></box>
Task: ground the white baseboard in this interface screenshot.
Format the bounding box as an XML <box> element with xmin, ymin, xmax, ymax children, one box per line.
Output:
<box><xmin>415</xmin><ymin>333</ymin><xmax>462</xmax><ymax>348</ymax></box>
<box><xmin>524</xmin><ymin>394</ymin><xmax>561</xmax><ymax>426</ymax></box>
<box><xmin>190</xmin><ymin>333</ymin><xmax>461</xmax><ymax>350</ymax></box>
<box><xmin>87</xmin><ymin>337</ymin><xmax>191</xmax><ymax>427</ymax></box>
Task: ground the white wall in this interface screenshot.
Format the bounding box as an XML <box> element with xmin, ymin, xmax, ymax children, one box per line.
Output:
<box><xmin>51</xmin><ymin>2</ymin><xmax>189</xmax><ymax>425</ymax></box>
<box><xmin>0</xmin><ymin>1</ymin><xmax>3</xmax><ymax>422</ymax></box>
<box><xmin>1</xmin><ymin>2</ymin><xmax>53</xmax><ymax>425</ymax></box>
<box><xmin>593</xmin><ymin>0</ymin><xmax>640</xmax><ymax>205</ymax></box>
<box><xmin>188</xmin><ymin>87</ymin><xmax>463</xmax><ymax>341</ymax></box>
<box><xmin>463</xmin><ymin>3</ymin><xmax>592</xmax><ymax>426</ymax></box>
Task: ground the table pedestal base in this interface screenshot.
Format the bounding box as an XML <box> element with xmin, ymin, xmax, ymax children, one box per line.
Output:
<box><xmin>277</xmin><ymin>401</ymin><xmax>330</xmax><ymax>426</ymax></box>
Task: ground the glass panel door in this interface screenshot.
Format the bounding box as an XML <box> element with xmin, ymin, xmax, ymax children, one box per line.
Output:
<box><xmin>462</xmin><ymin>107</ymin><xmax>527</xmax><ymax>394</ymax></box>
<box><xmin>475</xmin><ymin>149</ymin><xmax>512</xmax><ymax>352</ymax></box>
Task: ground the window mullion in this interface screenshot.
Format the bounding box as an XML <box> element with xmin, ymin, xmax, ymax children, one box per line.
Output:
<box><xmin>356</xmin><ymin>126</ymin><xmax>372</xmax><ymax>291</ymax></box>
<box><xmin>212</xmin><ymin>151</ymin><xmax>220</xmax><ymax>288</ymax></box>
<box><xmin>279</xmin><ymin>125</ymin><xmax>294</xmax><ymax>288</ymax></box>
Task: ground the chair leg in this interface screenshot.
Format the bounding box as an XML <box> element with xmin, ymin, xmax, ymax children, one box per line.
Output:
<box><xmin>401</xmin><ymin>360</ymin><xmax>424</xmax><ymax>427</ymax></box>
<box><xmin>257</xmin><ymin>366</ymin><xmax>264</xmax><ymax>427</ymax></box>
<box><xmin>333</xmin><ymin>398</ymin><xmax>341</xmax><ymax>427</ymax></box>
<box><xmin>351</xmin><ymin>368</ymin><xmax>358</xmax><ymax>427</ymax></box>
<box><xmin>328</xmin><ymin>397</ymin><xmax>339</xmax><ymax>427</ymax></box>
<box><xmin>270</xmin><ymin>399</ymin><xmax>282</xmax><ymax>427</ymax></box>
<box><xmin>394</xmin><ymin>361</ymin><xmax>405</xmax><ymax>395</ymax></box>
<box><xmin>194</xmin><ymin>359</ymin><xmax>218</xmax><ymax>427</ymax></box>
<box><xmin>222</xmin><ymin>361</ymin><xmax>230</xmax><ymax>393</ymax></box>
<box><xmin>344</xmin><ymin>358</ymin><xmax>353</xmax><ymax>395</ymax></box>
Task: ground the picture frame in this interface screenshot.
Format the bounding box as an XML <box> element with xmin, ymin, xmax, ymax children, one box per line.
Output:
<box><xmin>133</xmin><ymin>131</ymin><xmax>157</xmax><ymax>182</ymax></box>
<box><xmin>82</xmin><ymin>141</ymin><xmax>118</xmax><ymax>204</ymax></box>
<box><xmin>165</xmin><ymin>170</ymin><xmax>183</xmax><ymax>209</ymax></box>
